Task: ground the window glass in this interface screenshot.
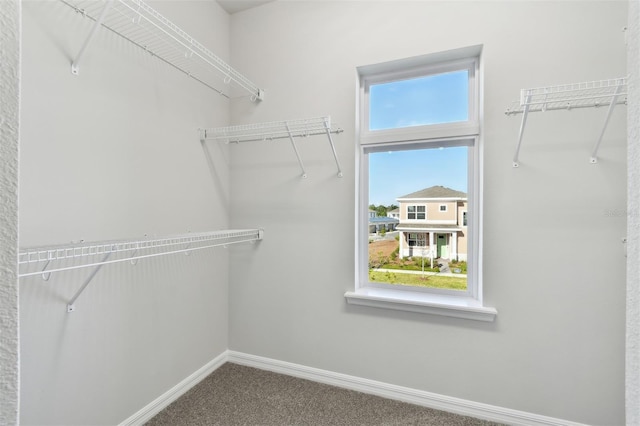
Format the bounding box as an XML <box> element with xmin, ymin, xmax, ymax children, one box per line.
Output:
<box><xmin>368</xmin><ymin>146</ymin><xmax>468</xmax><ymax>292</ymax></box>
<box><xmin>369</xmin><ymin>70</ymin><xmax>469</xmax><ymax>131</ymax></box>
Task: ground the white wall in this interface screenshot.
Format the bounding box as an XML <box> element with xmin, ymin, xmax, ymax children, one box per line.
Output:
<box><xmin>19</xmin><ymin>1</ymin><xmax>232</xmax><ymax>424</ymax></box>
<box><xmin>0</xmin><ymin>1</ymin><xmax>21</xmax><ymax>424</ymax></box>
<box><xmin>228</xmin><ymin>2</ymin><xmax>628</xmax><ymax>424</ymax></box>
<box><xmin>627</xmin><ymin>0</ymin><xmax>640</xmax><ymax>423</ymax></box>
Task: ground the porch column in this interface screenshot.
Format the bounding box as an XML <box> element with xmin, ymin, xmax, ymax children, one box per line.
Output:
<box><xmin>429</xmin><ymin>232</ymin><xmax>434</xmax><ymax>268</ymax></box>
<box><xmin>451</xmin><ymin>232</ymin><xmax>457</xmax><ymax>261</ymax></box>
<box><xmin>399</xmin><ymin>231</ymin><xmax>405</xmax><ymax>259</ymax></box>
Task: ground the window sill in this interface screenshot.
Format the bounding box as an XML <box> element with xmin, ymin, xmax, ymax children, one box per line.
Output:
<box><xmin>344</xmin><ymin>287</ymin><xmax>497</xmax><ymax>322</ymax></box>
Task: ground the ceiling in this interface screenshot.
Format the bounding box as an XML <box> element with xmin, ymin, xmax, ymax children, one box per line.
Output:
<box><xmin>217</xmin><ymin>0</ymin><xmax>275</xmax><ymax>15</ymax></box>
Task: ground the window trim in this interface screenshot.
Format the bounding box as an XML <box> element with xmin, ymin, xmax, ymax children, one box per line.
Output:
<box><xmin>360</xmin><ymin>53</ymin><xmax>480</xmax><ymax>147</ymax></box>
<box><xmin>361</xmin><ymin>139</ymin><xmax>476</xmax><ymax>300</ymax></box>
<box><xmin>348</xmin><ymin>46</ymin><xmax>496</xmax><ymax>322</ymax></box>
<box><xmin>439</xmin><ymin>204</ymin><xmax>448</xmax><ymax>212</ymax></box>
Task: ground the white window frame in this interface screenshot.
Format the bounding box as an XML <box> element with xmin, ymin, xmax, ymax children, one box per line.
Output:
<box><xmin>439</xmin><ymin>204</ymin><xmax>448</xmax><ymax>212</ymax></box>
<box><xmin>346</xmin><ymin>46</ymin><xmax>496</xmax><ymax>322</ymax></box>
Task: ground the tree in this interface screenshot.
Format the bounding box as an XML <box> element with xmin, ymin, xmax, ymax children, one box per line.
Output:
<box><xmin>375</xmin><ymin>205</ymin><xmax>387</xmax><ymax>217</ymax></box>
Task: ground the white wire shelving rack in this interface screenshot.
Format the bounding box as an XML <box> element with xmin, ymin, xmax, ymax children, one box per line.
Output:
<box><xmin>62</xmin><ymin>0</ymin><xmax>264</xmax><ymax>101</ymax></box>
<box><xmin>18</xmin><ymin>229</ymin><xmax>263</xmax><ymax>312</ymax></box>
<box><xmin>505</xmin><ymin>78</ymin><xmax>627</xmax><ymax>167</ymax></box>
<box><xmin>200</xmin><ymin>116</ymin><xmax>344</xmax><ymax>178</ymax></box>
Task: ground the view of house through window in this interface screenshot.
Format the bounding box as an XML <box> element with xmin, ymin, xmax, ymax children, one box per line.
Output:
<box><xmin>368</xmin><ymin>146</ymin><xmax>468</xmax><ymax>292</ymax></box>
<box><xmin>359</xmin><ymin>49</ymin><xmax>480</xmax><ymax>298</ymax></box>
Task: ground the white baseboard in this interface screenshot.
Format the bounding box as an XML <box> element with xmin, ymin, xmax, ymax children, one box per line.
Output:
<box><xmin>119</xmin><ymin>351</ymin><xmax>228</xmax><ymax>426</ymax></box>
<box><xmin>227</xmin><ymin>351</ymin><xmax>586</xmax><ymax>426</ymax></box>
<box><xmin>119</xmin><ymin>350</ymin><xmax>587</xmax><ymax>426</ymax></box>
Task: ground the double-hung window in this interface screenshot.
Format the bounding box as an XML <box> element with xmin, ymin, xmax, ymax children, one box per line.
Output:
<box><xmin>407</xmin><ymin>205</ymin><xmax>426</xmax><ymax>220</ymax></box>
<box><xmin>345</xmin><ymin>46</ymin><xmax>496</xmax><ymax>321</ymax></box>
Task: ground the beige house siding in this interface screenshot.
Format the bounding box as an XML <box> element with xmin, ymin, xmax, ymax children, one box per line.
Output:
<box><xmin>397</xmin><ymin>198</ymin><xmax>468</xmax><ymax>260</ymax></box>
<box><xmin>428</xmin><ymin>201</ymin><xmax>457</xmax><ymax>222</ymax></box>
<box><xmin>399</xmin><ymin>200</ymin><xmax>461</xmax><ymax>222</ymax></box>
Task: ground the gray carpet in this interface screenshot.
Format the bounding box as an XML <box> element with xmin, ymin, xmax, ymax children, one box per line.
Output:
<box><xmin>146</xmin><ymin>363</ymin><xmax>503</xmax><ymax>426</ymax></box>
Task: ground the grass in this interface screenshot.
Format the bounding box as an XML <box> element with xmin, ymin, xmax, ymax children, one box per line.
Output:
<box><xmin>379</xmin><ymin>262</ymin><xmax>439</xmax><ymax>272</ymax></box>
<box><xmin>369</xmin><ymin>270</ymin><xmax>467</xmax><ymax>291</ymax></box>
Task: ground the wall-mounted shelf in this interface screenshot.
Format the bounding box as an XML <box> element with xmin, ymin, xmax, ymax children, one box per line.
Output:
<box><xmin>505</xmin><ymin>78</ymin><xmax>627</xmax><ymax>167</ymax></box>
<box><xmin>62</xmin><ymin>0</ymin><xmax>264</xmax><ymax>101</ymax></box>
<box><xmin>200</xmin><ymin>116</ymin><xmax>344</xmax><ymax>178</ymax></box>
<box><xmin>18</xmin><ymin>229</ymin><xmax>263</xmax><ymax>312</ymax></box>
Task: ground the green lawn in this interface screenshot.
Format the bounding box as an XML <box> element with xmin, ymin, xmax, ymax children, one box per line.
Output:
<box><xmin>369</xmin><ymin>270</ymin><xmax>467</xmax><ymax>291</ymax></box>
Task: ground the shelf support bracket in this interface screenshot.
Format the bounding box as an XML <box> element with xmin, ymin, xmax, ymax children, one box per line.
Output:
<box><xmin>512</xmin><ymin>93</ymin><xmax>532</xmax><ymax>168</ymax></box>
<box><xmin>590</xmin><ymin>83</ymin><xmax>624</xmax><ymax>164</ymax></box>
<box><xmin>71</xmin><ymin>0</ymin><xmax>114</xmax><ymax>75</ymax></box>
<box><xmin>67</xmin><ymin>252</ymin><xmax>112</xmax><ymax>312</ymax></box>
<box><xmin>285</xmin><ymin>122</ymin><xmax>308</xmax><ymax>178</ymax></box>
<box><xmin>322</xmin><ymin>119</ymin><xmax>343</xmax><ymax>177</ymax></box>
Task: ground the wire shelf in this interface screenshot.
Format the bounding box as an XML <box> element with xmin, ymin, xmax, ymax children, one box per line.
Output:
<box><xmin>62</xmin><ymin>0</ymin><xmax>264</xmax><ymax>101</ymax></box>
<box><xmin>200</xmin><ymin>116</ymin><xmax>344</xmax><ymax>178</ymax></box>
<box><xmin>201</xmin><ymin>117</ymin><xmax>341</xmax><ymax>143</ymax></box>
<box><xmin>505</xmin><ymin>78</ymin><xmax>627</xmax><ymax>115</ymax></box>
<box><xmin>19</xmin><ymin>229</ymin><xmax>263</xmax><ymax>277</ymax></box>
<box><xmin>506</xmin><ymin>78</ymin><xmax>627</xmax><ymax>167</ymax></box>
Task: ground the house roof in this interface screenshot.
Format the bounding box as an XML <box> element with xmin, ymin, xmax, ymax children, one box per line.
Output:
<box><xmin>369</xmin><ymin>217</ymin><xmax>400</xmax><ymax>224</ymax></box>
<box><xmin>397</xmin><ymin>185</ymin><xmax>467</xmax><ymax>200</ymax></box>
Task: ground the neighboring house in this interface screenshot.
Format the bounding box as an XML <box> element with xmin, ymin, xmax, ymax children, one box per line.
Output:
<box><xmin>396</xmin><ymin>185</ymin><xmax>467</xmax><ymax>261</ymax></box>
<box><xmin>369</xmin><ymin>216</ymin><xmax>399</xmax><ymax>234</ymax></box>
<box><xmin>368</xmin><ymin>209</ymin><xmax>399</xmax><ymax>233</ymax></box>
<box><xmin>387</xmin><ymin>208</ymin><xmax>400</xmax><ymax>219</ymax></box>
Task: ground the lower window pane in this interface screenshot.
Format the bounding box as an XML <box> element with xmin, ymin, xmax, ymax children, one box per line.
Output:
<box><xmin>368</xmin><ymin>146</ymin><xmax>468</xmax><ymax>291</ymax></box>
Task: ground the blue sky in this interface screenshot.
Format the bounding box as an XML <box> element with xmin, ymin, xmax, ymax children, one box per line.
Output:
<box><xmin>369</xmin><ymin>147</ymin><xmax>467</xmax><ymax>206</ymax></box>
<box><xmin>369</xmin><ymin>71</ymin><xmax>469</xmax><ymax>206</ymax></box>
<box><xmin>369</xmin><ymin>70</ymin><xmax>468</xmax><ymax>130</ymax></box>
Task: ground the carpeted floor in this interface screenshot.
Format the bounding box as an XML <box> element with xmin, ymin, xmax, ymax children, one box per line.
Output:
<box><xmin>146</xmin><ymin>363</ymin><xmax>503</xmax><ymax>426</ymax></box>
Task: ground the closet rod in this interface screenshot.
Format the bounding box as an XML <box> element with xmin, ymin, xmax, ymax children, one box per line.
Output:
<box><xmin>63</xmin><ymin>0</ymin><xmax>264</xmax><ymax>101</ymax></box>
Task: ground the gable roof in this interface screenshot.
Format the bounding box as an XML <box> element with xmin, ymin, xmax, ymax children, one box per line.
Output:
<box><xmin>397</xmin><ymin>185</ymin><xmax>467</xmax><ymax>200</ymax></box>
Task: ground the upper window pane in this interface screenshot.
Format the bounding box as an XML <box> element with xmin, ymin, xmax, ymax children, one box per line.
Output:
<box><xmin>369</xmin><ymin>70</ymin><xmax>469</xmax><ymax>131</ymax></box>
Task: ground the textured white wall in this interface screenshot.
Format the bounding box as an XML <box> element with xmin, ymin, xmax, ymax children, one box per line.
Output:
<box><xmin>228</xmin><ymin>2</ymin><xmax>628</xmax><ymax>424</ymax></box>
<box><xmin>0</xmin><ymin>0</ymin><xmax>21</xmax><ymax>424</ymax></box>
<box><xmin>19</xmin><ymin>1</ymin><xmax>231</xmax><ymax>424</ymax></box>
<box><xmin>628</xmin><ymin>0</ymin><xmax>639</xmax><ymax>423</ymax></box>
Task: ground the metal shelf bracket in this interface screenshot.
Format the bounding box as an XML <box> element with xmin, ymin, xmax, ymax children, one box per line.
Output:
<box><xmin>590</xmin><ymin>82</ymin><xmax>624</xmax><ymax>164</ymax></box>
<box><xmin>70</xmin><ymin>0</ymin><xmax>113</xmax><ymax>75</ymax></box>
<box><xmin>285</xmin><ymin>122</ymin><xmax>307</xmax><ymax>178</ymax></box>
<box><xmin>67</xmin><ymin>252</ymin><xmax>112</xmax><ymax>312</ymax></box>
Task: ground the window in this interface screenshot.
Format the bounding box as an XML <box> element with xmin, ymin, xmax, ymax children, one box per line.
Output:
<box><xmin>407</xmin><ymin>233</ymin><xmax>426</xmax><ymax>247</ymax></box>
<box><xmin>346</xmin><ymin>46</ymin><xmax>496</xmax><ymax>322</ymax></box>
<box><xmin>407</xmin><ymin>205</ymin><xmax>426</xmax><ymax>220</ymax></box>
<box><xmin>463</xmin><ymin>211</ymin><xmax>468</xmax><ymax>226</ymax></box>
